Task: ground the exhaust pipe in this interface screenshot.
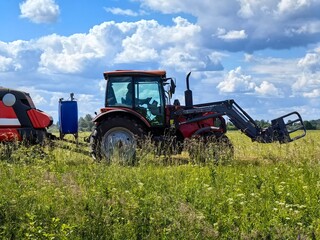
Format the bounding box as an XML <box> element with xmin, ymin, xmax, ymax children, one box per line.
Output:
<box><xmin>185</xmin><ymin>72</ymin><xmax>193</xmax><ymax>108</ymax></box>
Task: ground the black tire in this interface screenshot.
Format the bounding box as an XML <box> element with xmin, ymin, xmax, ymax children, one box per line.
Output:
<box><xmin>90</xmin><ymin>115</ymin><xmax>146</xmax><ymax>164</ymax></box>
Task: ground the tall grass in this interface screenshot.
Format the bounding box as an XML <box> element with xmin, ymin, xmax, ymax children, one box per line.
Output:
<box><xmin>0</xmin><ymin>131</ymin><xmax>319</xmax><ymax>239</ymax></box>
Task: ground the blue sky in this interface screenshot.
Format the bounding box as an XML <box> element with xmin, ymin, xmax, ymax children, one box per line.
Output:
<box><xmin>1</xmin><ymin>0</ymin><xmax>320</xmax><ymax>123</ymax></box>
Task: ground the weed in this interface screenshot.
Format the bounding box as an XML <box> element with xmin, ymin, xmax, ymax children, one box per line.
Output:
<box><xmin>0</xmin><ymin>131</ymin><xmax>319</xmax><ymax>239</ymax></box>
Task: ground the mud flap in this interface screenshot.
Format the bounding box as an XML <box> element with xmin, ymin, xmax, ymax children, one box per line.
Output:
<box><xmin>270</xmin><ymin>111</ymin><xmax>306</xmax><ymax>143</ymax></box>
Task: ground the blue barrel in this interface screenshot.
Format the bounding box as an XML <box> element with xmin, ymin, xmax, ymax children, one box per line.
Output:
<box><xmin>58</xmin><ymin>100</ymin><xmax>78</xmax><ymax>135</ymax></box>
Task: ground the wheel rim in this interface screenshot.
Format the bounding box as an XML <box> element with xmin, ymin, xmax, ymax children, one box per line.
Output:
<box><xmin>101</xmin><ymin>127</ymin><xmax>136</xmax><ymax>160</ymax></box>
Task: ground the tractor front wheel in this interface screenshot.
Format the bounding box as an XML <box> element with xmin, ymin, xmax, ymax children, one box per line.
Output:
<box><xmin>90</xmin><ymin>116</ymin><xmax>146</xmax><ymax>164</ymax></box>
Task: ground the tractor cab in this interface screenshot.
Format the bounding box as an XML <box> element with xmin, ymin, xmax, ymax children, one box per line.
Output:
<box><xmin>103</xmin><ymin>70</ymin><xmax>175</xmax><ymax>126</ymax></box>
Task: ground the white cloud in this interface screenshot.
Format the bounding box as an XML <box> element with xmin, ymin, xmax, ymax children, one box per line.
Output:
<box><xmin>0</xmin><ymin>56</ymin><xmax>16</xmax><ymax>72</ymax></box>
<box><xmin>3</xmin><ymin>1</ymin><xmax>320</xmax><ymax>120</ymax></box>
<box><xmin>138</xmin><ymin>0</ymin><xmax>185</xmax><ymax>14</ymax></box>
<box><xmin>19</xmin><ymin>0</ymin><xmax>60</xmax><ymax>24</ymax></box>
<box><xmin>217</xmin><ymin>29</ymin><xmax>248</xmax><ymax>41</ymax></box>
<box><xmin>137</xmin><ymin>0</ymin><xmax>320</xmax><ymax>51</ymax></box>
<box><xmin>235</xmin><ymin>53</ymin><xmax>320</xmax><ymax>98</ymax></box>
<box><xmin>161</xmin><ymin>48</ymin><xmax>199</xmax><ymax>71</ymax></box>
<box><xmin>161</xmin><ymin>49</ymin><xmax>224</xmax><ymax>72</ymax></box>
<box><xmin>31</xmin><ymin>94</ymin><xmax>47</xmax><ymax>105</ymax></box>
<box><xmin>293</xmin><ymin>71</ymin><xmax>320</xmax><ymax>96</ymax></box>
<box><xmin>35</xmin><ymin>21</ymin><xmax>125</xmax><ymax>74</ymax></box>
<box><xmin>244</xmin><ymin>54</ymin><xmax>300</xmax><ymax>81</ymax></box>
<box><xmin>291</xmin><ymin>46</ymin><xmax>320</xmax><ymax>98</ymax></box>
<box><xmin>36</xmin><ymin>34</ymin><xmax>93</xmax><ymax>73</ymax></box>
<box><xmin>104</xmin><ymin>7</ymin><xmax>140</xmax><ymax>17</ymax></box>
<box><xmin>237</xmin><ymin>0</ymin><xmax>255</xmax><ymax>18</ymax></box>
<box><xmin>284</xmin><ymin>21</ymin><xmax>320</xmax><ymax>36</ymax></box>
<box><xmin>115</xmin><ymin>17</ymin><xmax>202</xmax><ymax>65</ymax></box>
<box><xmin>0</xmin><ymin>17</ymin><xmax>219</xmax><ymax>76</ymax></box>
<box><xmin>0</xmin><ymin>40</ymin><xmax>40</xmax><ymax>72</ymax></box>
<box><xmin>298</xmin><ymin>47</ymin><xmax>320</xmax><ymax>72</ymax></box>
<box><xmin>236</xmin><ymin>0</ymin><xmax>271</xmax><ymax>18</ymax></box>
<box><xmin>254</xmin><ymin>81</ymin><xmax>280</xmax><ymax>96</ymax></box>
<box><xmin>217</xmin><ymin>67</ymin><xmax>255</xmax><ymax>93</ymax></box>
<box><xmin>303</xmin><ymin>88</ymin><xmax>320</xmax><ymax>98</ymax></box>
<box><xmin>98</xmin><ymin>79</ymin><xmax>106</xmax><ymax>92</ymax></box>
<box><xmin>277</xmin><ymin>0</ymin><xmax>312</xmax><ymax>14</ymax></box>
<box><xmin>217</xmin><ymin>66</ymin><xmax>281</xmax><ymax>97</ymax></box>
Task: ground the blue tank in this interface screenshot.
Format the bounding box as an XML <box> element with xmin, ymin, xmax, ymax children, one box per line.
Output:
<box><xmin>58</xmin><ymin>99</ymin><xmax>78</xmax><ymax>136</ymax></box>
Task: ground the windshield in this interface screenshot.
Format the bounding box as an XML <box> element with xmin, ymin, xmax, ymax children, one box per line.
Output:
<box><xmin>105</xmin><ymin>75</ymin><xmax>165</xmax><ymax>126</ymax></box>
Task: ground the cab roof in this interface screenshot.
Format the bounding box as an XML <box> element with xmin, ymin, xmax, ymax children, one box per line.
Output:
<box><xmin>103</xmin><ymin>70</ymin><xmax>166</xmax><ymax>80</ymax></box>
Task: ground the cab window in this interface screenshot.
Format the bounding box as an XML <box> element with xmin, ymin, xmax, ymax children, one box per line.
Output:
<box><xmin>134</xmin><ymin>79</ymin><xmax>164</xmax><ymax>126</ymax></box>
<box><xmin>106</xmin><ymin>77</ymin><xmax>131</xmax><ymax>107</ymax></box>
<box><xmin>105</xmin><ymin>76</ymin><xmax>165</xmax><ymax>126</ymax></box>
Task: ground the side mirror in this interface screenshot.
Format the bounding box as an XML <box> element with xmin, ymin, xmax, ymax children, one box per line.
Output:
<box><xmin>170</xmin><ymin>79</ymin><xmax>176</xmax><ymax>95</ymax></box>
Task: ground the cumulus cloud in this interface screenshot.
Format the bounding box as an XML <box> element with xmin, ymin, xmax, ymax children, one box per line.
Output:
<box><xmin>217</xmin><ymin>66</ymin><xmax>281</xmax><ymax>97</ymax></box>
<box><xmin>0</xmin><ymin>56</ymin><xmax>17</xmax><ymax>72</ymax></box>
<box><xmin>293</xmin><ymin>71</ymin><xmax>320</xmax><ymax>97</ymax></box>
<box><xmin>161</xmin><ymin>48</ymin><xmax>218</xmax><ymax>72</ymax></box>
<box><xmin>3</xmin><ymin>1</ymin><xmax>320</xmax><ymax>120</ymax></box>
<box><xmin>115</xmin><ymin>17</ymin><xmax>203</xmax><ymax>68</ymax></box>
<box><xmin>36</xmin><ymin>32</ymin><xmax>103</xmax><ymax>74</ymax></box>
<box><xmin>0</xmin><ymin>17</ymin><xmax>221</xmax><ymax>76</ymax></box>
<box><xmin>217</xmin><ymin>67</ymin><xmax>255</xmax><ymax>93</ymax></box>
<box><xmin>298</xmin><ymin>47</ymin><xmax>320</xmax><ymax>72</ymax></box>
<box><xmin>241</xmin><ymin>54</ymin><xmax>301</xmax><ymax>86</ymax></box>
<box><xmin>254</xmin><ymin>81</ymin><xmax>280</xmax><ymax>96</ymax></box>
<box><xmin>137</xmin><ymin>0</ymin><xmax>320</xmax><ymax>51</ymax></box>
<box><xmin>19</xmin><ymin>0</ymin><xmax>60</xmax><ymax>24</ymax></box>
<box><xmin>291</xmin><ymin>46</ymin><xmax>320</xmax><ymax>98</ymax></box>
<box><xmin>36</xmin><ymin>21</ymin><xmax>127</xmax><ymax>74</ymax></box>
<box><xmin>0</xmin><ymin>40</ymin><xmax>41</xmax><ymax>72</ymax></box>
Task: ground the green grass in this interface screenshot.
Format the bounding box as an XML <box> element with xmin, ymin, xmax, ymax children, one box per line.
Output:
<box><xmin>0</xmin><ymin>131</ymin><xmax>319</xmax><ymax>239</ymax></box>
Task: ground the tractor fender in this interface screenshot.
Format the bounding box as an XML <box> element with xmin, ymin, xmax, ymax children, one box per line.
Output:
<box><xmin>92</xmin><ymin>108</ymin><xmax>151</xmax><ymax>128</ymax></box>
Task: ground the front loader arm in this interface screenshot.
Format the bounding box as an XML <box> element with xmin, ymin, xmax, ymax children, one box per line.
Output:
<box><xmin>177</xmin><ymin>99</ymin><xmax>306</xmax><ymax>143</ymax></box>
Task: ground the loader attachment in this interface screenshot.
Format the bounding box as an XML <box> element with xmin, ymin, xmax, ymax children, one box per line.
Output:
<box><xmin>180</xmin><ymin>99</ymin><xmax>306</xmax><ymax>144</ymax></box>
<box><xmin>260</xmin><ymin>112</ymin><xmax>306</xmax><ymax>143</ymax></box>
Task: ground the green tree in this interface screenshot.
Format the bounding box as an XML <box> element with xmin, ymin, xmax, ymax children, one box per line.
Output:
<box><xmin>304</xmin><ymin>121</ymin><xmax>316</xmax><ymax>130</ymax></box>
<box><xmin>78</xmin><ymin>114</ymin><xmax>94</xmax><ymax>132</ymax></box>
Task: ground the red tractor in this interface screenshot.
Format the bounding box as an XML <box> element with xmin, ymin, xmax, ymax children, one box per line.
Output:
<box><xmin>89</xmin><ymin>70</ymin><xmax>306</xmax><ymax>162</ymax></box>
<box><xmin>0</xmin><ymin>87</ymin><xmax>53</xmax><ymax>143</ymax></box>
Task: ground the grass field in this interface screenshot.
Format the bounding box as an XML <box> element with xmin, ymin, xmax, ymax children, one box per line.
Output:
<box><xmin>0</xmin><ymin>131</ymin><xmax>319</xmax><ymax>239</ymax></box>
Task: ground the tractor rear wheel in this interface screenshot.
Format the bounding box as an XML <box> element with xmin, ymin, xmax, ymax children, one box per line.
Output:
<box><xmin>90</xmin><ymin>116</ymin><xmax>146</xmax><ymax>164</ymax></box>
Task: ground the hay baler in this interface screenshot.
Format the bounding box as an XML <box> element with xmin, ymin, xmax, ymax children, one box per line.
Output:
<box><xmin>0</xmin><ymin>87</ymin><xmax>53</xmax><ymax>143</ymax></box>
